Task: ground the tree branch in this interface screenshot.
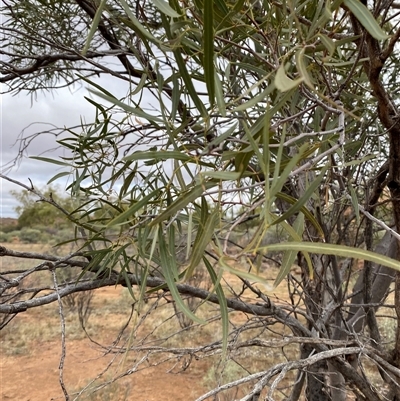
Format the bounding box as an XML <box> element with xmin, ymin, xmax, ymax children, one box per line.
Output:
<box><xmin>0</xmin><ymin>49</ymin><xmax>138</xmax><ymax>82</ymax></box>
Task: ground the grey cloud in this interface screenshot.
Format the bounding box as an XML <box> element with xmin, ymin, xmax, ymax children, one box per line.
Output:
<box><xmin>1</xmin><ymin>88</ymin><xmax>95</xmax><ymax>217</ymax></box>
<box><xmin>1</xmin><ymin>75</ymin><xmax>152</xmax><ymax>218</ymax></box>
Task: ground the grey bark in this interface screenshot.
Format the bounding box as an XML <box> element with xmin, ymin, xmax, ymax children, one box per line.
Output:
<box><xmin>326</xmin><ymin>230</ymin><xmax>397</xmax><ymax>400</ymax></box>
<box><xmin>347</xmin><ymin>230</ymin><xmax>397</xmax><ymax>334</ymax></box>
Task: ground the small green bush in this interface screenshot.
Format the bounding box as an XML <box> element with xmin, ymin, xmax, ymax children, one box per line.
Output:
<box><xmin>19</xmin><ymin>228</ymin><xmax>45</xmax><ymax>244</ymax></box>
<box><xmin>0</xmin><ymin>231</ymin><xmax>11</xmax><ymax>242</ymax></box>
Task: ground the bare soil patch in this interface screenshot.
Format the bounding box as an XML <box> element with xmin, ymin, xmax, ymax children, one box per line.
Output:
<box><xmin>0</xmin><ymin>243</ymin><xmax>294</xmax><ymax>401</ymax></box>
<box><xmin>0</xmin><ymin>286</ymin><xmax>210</xmax><ymax>401</ymax></box>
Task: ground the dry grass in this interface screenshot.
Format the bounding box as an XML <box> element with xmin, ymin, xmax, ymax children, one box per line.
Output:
<box><xmin>2</xmin><ymin>242</ymin><xmax>393</xmax><ymax>400</ymax></box>
<box><xmin>0</xmin><ymin>241</ymin><xmax>301</xmax><ymax>400</ymax></box>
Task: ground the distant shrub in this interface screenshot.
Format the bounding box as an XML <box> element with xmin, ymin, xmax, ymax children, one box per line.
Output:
<box><xmin>52</xmin><ymin>228</ymin><xmax>75</xmax><ymax>244</ymax></box>
<box><xmin>0</xmin><ymin>231</ymin><xmax>11</xmax><ymax>242</ymax></box>
<box><xmin>19</xmin><ymin>228</ymin><xmax>44</xmax><ymax>244</ymax></box>
<box><xmin>3</xmin><ymin>230</ymin><xmax>21</xmax><ymax>243</ymax></box>
<box><xmin>1</xmin><ymin>224</ymin><xmax>18</xmax><ymax>233</ymax></box>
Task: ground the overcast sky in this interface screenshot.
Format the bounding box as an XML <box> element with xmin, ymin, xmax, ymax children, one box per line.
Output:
<box><xmin>1</xmin><ymin>77</ymin><xmax>131</xmax><ymax>218</ymax></box>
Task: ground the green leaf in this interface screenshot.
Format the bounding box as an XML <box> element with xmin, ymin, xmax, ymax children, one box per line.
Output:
<box><xmin>273</xmin><ymin>213</ymin><xmax>304</xmax><ymax>288</ymax></box>
<box><xmin>306</xmin><ymin>0</ymin><xmax>330</xmax><ymax>39</ymax></box>
<box><xmin>78</xmin><ymin>75</ymin><xmax>117</xmax><ymax>99</ymax></box>
<box><xmin>124</xmin><ymin>150</ymin><xmax>211</xmax><ymax>166</ymax></box>
<box><xmin>343</xmin><ymin>153</ymin><xmax>376</xmax><ymax>166</ymax></box>
<box><xmin>88</xmin><ymin>89</ymin><xmax>164</xmax><ymax>124</ymax></box>
<box><xmin>348</xmin><ymin>183</ymin><xmax>360</xmax><ymax>225</ymax></box>
<box><xmin>185</xmin><ymin>209</ymin><xmax>219</xmax><ymax>279</ymax></box>
<box><xmin>173</xmin><ymin>49</ymin><xmax>208</xmax><ymax>117</ymax></box>
<box><xmin>319</xmin><ymin>34</ymin><xmax>336</xmax><ymax>57</ymax></box>
<box><xmin>47</xmin><ymin>171</ymin><xmax>71</xmax><ymax>185</ymax></box>
<box><xmin>343</xmin><ymin>0</ymin><xmax>390</xmax><ymax>40</ymax></box>
<box><xmin>267</xmin><ymin>216</ymin><xmax>313</xmax><ymax>278</ymax></box>
<box><xmin>296</xmin><ymin>48</ymin><xmax>313</xmax><ymax>89</ymax></box>
<box><xmin>30</xmin><ymin>156</ymin><xmax>70</xmax><ymax>167</ymax></box>
<box><xmin>263</xmin><ymin>242</ymin><xmax>400</xmax><ymax>272</ymax></box>
<box><xmin>199</xmin><ymin>171</ymin><xmax>241</xmax><ymax>180</ymax></box>
<box><xmin>106</xmin><ymin>189</ymin><xmax>160</xmax><ymax>227</ymax></box>
<box><xmin>219</xmin><ymin>256</ymin><xmax>270</xmax><ymax>285</ymax></box>
<box><xmin>152</xmin><ymin>0</ymin><xmax>181</xmax><ymax>17</ymax></box>
<box><xmin>273</xmin><ymin>165</ymin><xmax>329</xmax><ymax>226</ymax></box>
<box><xmin>174</xmin><ymin>160</ymin><xmax>187</xmax><ymax>191</ymax></box>
<box><xmin>232</xmin><ymin>85</ymin><xmax>275</xmax><ymax>112</ymax></box>
<box><xmin>186</xmin><ymin>212</ymin><xmax>193</xmax><ymax>260</ymax></box>
<box><xmin>269</xmin><ymin>144</ymin><xmax>309</xmax><ymax>199</ymax></box>
<box><xmin>82</xmin><ymin>0</ymin><xmax>107</xmax><ymax>56</ymax></box>
<box><xmin>150</xmin><ymin>181</ymin><xmax>216</xmax><ymax>226</ymax></box>
<box><xmin>204</xmin><ymin>0</ymin><xmax>215</xmax><ymax>107</ymax></box>
<box><xmin>159</xmin><ymin>227</ymin><xmax>205</xmax><ymax>324</ymax></box>
<box><xmin>275</xmin><ymin>63</ymin><xmax>303</xmax><ymax>92</ymax></box>
<box><xmin>131</xmin><ymin>73</ymin><xmax>148</xmax><ymax>96</ymax></box>
<box><xmin>203</xmin><ymin>257</ymin><xmax>228</xmax><ymax>359</ymax></box>
<box><xmin>215</xmin><ymin>71</ymin><xmax>226</xmax><ymax>116</ymax></box>
<box><xmin>204</xmin><ymin>123</ymin><xmax>237</xmax><ymax>151</ymax></box>
<box><xmin>234</xmin><ymin>151</ymin><xmax>254</xmax><ymax>178</ymax></box>
<box><xmin>275</xmin><ymin>192</ymin><xmax>324</xmax><ymax>237</ymax></box>
<box><xmin>119</xmin><ymin>0</ymin><xmax>160</xmax><ymax>43</ymax></box>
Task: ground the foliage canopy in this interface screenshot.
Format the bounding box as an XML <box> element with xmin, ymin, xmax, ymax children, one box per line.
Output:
<box><xmin>2</xmin><ymin>0</ymin><xmax>400</xmax><ymax>400</ymax></box>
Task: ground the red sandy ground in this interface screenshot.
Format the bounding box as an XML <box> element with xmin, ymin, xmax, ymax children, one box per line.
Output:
<box><xmin>0</xmin><ymin>286</ymin><xmax>210</xmax><ymax>401</ymax></box>
<box><xmin>1</xmin><ymin>339</ymin><xmax>207</xmax><ymax>400</ymax></box>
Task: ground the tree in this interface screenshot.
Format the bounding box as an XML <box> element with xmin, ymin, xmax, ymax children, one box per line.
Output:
<box><xmin>2</xmin><ymin>0</ymin><xmax>400</xmax><ymax>400</ymax></box>
<box><xmin>11</xmin><ymin>186</ymin><xmax>74</xmax><ymax>231</ymax></box>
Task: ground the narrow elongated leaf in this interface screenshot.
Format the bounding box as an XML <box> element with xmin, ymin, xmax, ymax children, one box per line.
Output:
<box><xmin>30</xmin><ymin>156</ymin><xmax>70</xmax><ymax>167</ymax></box>
<box><xmin>204</xmin><ymin>0</ymin><xmax>215</xmax><ymax>106</ymax></box>
<box><xmin>78</xmin><ymin>74</ymin><xmax>117</xmax><ymax>99</ymax></box>
<box><xmin>174</xmin><ymin>160</ymin><xmax>187</xmax><ymax>191</ymax></box>
<box><xmin>168</xmin><ymin>225</ymin><xmax>180</xmax><ymax>281</ymax></box>
<box><xmin>219</xmin><ymin>256</ymin><xmax>270</xmax><ymax>286</ymax></box>
<box><xmin>159</xmin><ymin>227</ymin><xmax>205</xmax><ymax>324</ymax></box>
<box><xmin>234</xmin><ymin>151</ymin><xmax>254</xmax><ymax>178</ymax></box>
<box><xmin>232</xmin><ymin>0</ymin><xmax>246</xmax><ymax>13</ymax></box>
<box><xmin>131</xmin><ymin>73</ymin><xmax>148</xmax><ymax>96</ymax></box>
<box><xmin>273</xmin><ymin>165</ymin><xmax>329</xmax><ymax>226</ymax></box>
<box><xmin>215</xmin><ymin>71</ymin><xmax>226</xmax><ymax>116</ymax></box>
<box><xmin>343</xmin><ymin>154</ymin><xmax>376</xmax><ymax>166</ymax></box>
<box><xmin>125</xmin><ymin>150</ymin><xmax>197</xmax><ymax>163</ymax></box>
<box><xmin>275</xmin><ymin>192</ymin><xmax>324</xmax><ymax>237</ymax></box>
<box><xmin>348</xmin><ymin>183</ymin><xmax>360</xmax><ymax>224</ymax></box>
<box><xmin>47</xmin><ymin>171</ymin><xmax>71</xmax><ymax>185</ymax></box>
<box><xmin>296</xmin><ymin>48</ymin><xmax>313</xmax><ymax>89</ymax></box>
<box><xmin>263</xmin><ymin>242</ymin><xmax>400</xmax><ymax>272</ymax></box>
<box><xmin>272</xmin><ymin>125</ymin><xmax>286</xmax><ymax>183</ymax></box>
<box><xmin>269</xmin><ymin>215</ymin><xmax>314</xmax><ymax>277</ymax></box>
<box><xmin>343</xmin><ymin>0</ymin><xmax>389</xmax><ymax>40</ymax></box>
<box><xmin>241</xmin><ymin>120</ymin><xmax>265</xmax><ymax>174</ymax></box>
<box><xmin>319</xmin><ymin>34</ymin><xmax>336</xmax><ymax>57</ymax></box>
<box><xmin>269</xmin><ymin>144</ymin><xmax>309</xmax><ymax>199</ymax></box>
<box><xmin>274</xmin><ymin>213</ymin><xmax>304</xmax><ymax>288</ymax></box>
<box><xmin>206</xmin><ymin>123</ymin><xmax>237</xmax><ymax>149</ymax></box>
<box><xmin>232</xmin><ymin>86</ymin><xmax>275</xmax><ymax>112</ymax></box>
<box><xmin>89</xmin><ymin>89</ymin><xmax>164</xmax><ymax>124</ymax></box>
<box><xmin>203</xmin><ymin>257</ymin><xmax>228</xmax><ymax>359</ymax></box>
<box><xmin>106</xmin><ymin>189</ymin><xmax>160</xmax><ymax>227</ymax></box>
<box><xmin>150</xmin><ymin>181</ymin><xmax>216</xmax><ymax>226</ymax></box>
<box><xmin>185</xmin><ymin>209</ymin><xmax>219</xmax><ymax>279</ymax></box>
<box><xmin>186</xmin><ymin>212</ymin><xmax>193</xmax><ymax>260</ymax></box>
<box><xmin>152</xmin><ymin>0</ymin><xmax>181</xmax><ymax>17</ymax></box>
<box><xmin>199</xmin><ymin>171</ymin><xmax>241</xmax><ymax>180</ymax></box>
<box><xmin>275</xmin><ymin>64</ymin><xmax>303</xmax><ymax>92</ymax></box>
<box><xmin>119</xmin><ymin>0</ymin><xmax>160</xmax><ymax>43</ymax></box>
<box><xmin>173</xmin><ymin>49</ymin><xmax>208</xmax><ymax>117</ymax></box>
<box><xmin>306</xmin><ymin>0</ymin><xmax>329</xmax><ymax>39</ymax></box>
<box><xmin>82</xmin><ymin>0</ymin><xmax>107</xmax><ymax>55</ymax></box>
